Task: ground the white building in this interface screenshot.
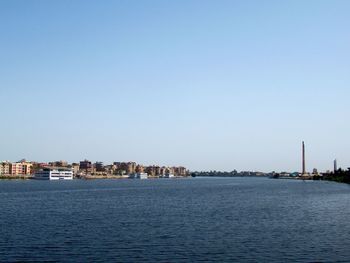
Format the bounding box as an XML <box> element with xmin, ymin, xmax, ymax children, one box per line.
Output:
<box><xmin>35</xmin><ymin>168</ymin><xmax>73</xmax><ymax>180</ymax></box>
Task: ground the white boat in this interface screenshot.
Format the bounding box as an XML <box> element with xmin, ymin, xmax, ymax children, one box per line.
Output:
<box><xmin>35</xmin><ymin>168</ymin><xmax>73</xmax><ymax>180</ymax></box>
<box><xmin>129</xmin><ymin>173</ymin><xmax>148</xmax><ymax>179</ymax></box>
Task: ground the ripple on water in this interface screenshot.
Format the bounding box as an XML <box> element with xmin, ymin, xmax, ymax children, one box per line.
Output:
<box><xmin>0</xmin><ymin>178</ymin><xmax>350</xmax><ymax>262</ymax></box>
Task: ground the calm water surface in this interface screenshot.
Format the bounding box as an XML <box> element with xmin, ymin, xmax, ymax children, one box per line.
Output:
<box><xmin>0</xmin><ymin>177</ymin><xmax>349</xmax><ymax>262</ymax></box>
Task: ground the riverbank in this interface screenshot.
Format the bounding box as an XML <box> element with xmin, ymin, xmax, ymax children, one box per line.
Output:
<box><xmin>0</xmin><ymin>175</ymin><xmax>188</xmax><ymax>180</ymax></box>
<box><xmin>320</xmin><ymin>170</ymin><xmax>350</xmax><ymax>184</ymax></box>
<box><xmin>323</xmin><ymin>175</ymin><xmax>350</xmax><ymax>184</ymax></box>
<box><xmin>271</xmin><ymin>174</ymin><xmax>350</xmax><ymax>184</ymax></box>
<box><xmin>80</xmin><ymin>175</ymin><xmax>187</xmax><ymax>180</ymax></box>
<box><xmin>0</xmin><ymin>175</ymin><xmax>34</xmax><ymax>180</ymax></box>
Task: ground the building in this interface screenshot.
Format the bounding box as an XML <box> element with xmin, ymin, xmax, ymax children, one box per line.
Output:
<box><xmin>104</xmin><ymin>164</ymin><xmax>116</xmax><ymax>174</ymax></box>
<box><xmin>179</xmin><ymin>166</ymin><xmax>187</xmax><ymax>176</ymax></box>
<box><xmin>126</xmin><ymin>162</ymin><xmax>136</xmax><ymax>174</ymax></box>
<box><xmin>145</xmin><ymin>166</ymin><xmax>153</xmax><ymax>176</ymax></box>
<box><xmin>10</xmin><ymin>163</ymin><xmax>24</xmax><ymax>175</ymax></box>
<box><xmin>80</xmin><ymin>159</ymin><xmax>92</xmax><ymax>174</ymax></box>
<box><xmin>94</xmin><ymin>162</ymin><xmax>105</xmax><ymax>172</ymax></box>
<box><xmin>114</xmin><ymin>162</ymin><xmax>137</xmax><ymax>175</ymax></box>
<box><xmin>49</xmin><ymin>160</ymin><xmax>68</xmax><ymax>167</ymax></box>
<box><xmin>145</xmin><ymin>166</ymin><xmax>158</xmax><ymax>176</ymax></box>
<box><xmin>174</xmin><ymin>166</ymin><xmax>187</xmax><ymax>176</ymax></box>
<box><xmin>0</xmin><ymin>162</ymin><xmax>11</xmax><ymax>175</ymax></box>
<box><xmin>159</xmin><ymin>166</ymin><xmax>167</xmax><ymax>176</ymax></box>
<box><xmin>113</xmin><ymin>162</ymin><xmax>126</xmax><ymax>175</ymax></box>
<box><xmin>35</xmin><ymin>167</ymin><xmax>73</xmax><ymax>180</ymax></box>
<box><xmin>167</xmin><ymin>167</ymin><xmax>175</xmax><ymax>175</ymax></box>
<box><xmin>135</xmin><ymin>164</ymin><xmax>145</xmax><ymax>173</ymax></box>
<box><xmin>22</xmin><ymin>162</ymin><xmax>32</xmax><ymax>175</ymax></box>
<box><xmin>71</xmin><ymin>163</ymin><xmax>80</xmax><ymax>175</ymax></box>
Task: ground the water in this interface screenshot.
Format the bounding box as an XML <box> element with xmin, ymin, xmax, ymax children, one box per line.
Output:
<box><xmin>0</xmin><ymin>177</ymin><xmax>349</xmax><ymax>262</ymax></box>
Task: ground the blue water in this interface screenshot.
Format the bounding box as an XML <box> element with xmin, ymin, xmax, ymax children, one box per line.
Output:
<box><xmin>0</xmin><ymin>177</ymin><xmax>350</xmax><ymax>262</ymax></box>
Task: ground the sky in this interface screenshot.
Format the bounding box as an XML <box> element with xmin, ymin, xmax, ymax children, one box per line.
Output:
<box><xmin>1</xmin><ymin>0</ymin><xmax>349</xmax><ymax>172</ymax></box>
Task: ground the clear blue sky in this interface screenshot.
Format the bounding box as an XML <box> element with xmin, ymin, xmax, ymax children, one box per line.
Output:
<box><xmin>1</xmin><ymin>0</ymin><xmax>349</xmax><ymax>172</ymax></box>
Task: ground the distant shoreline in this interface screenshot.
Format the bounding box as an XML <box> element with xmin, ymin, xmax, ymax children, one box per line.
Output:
<box><xmin>0</xmin><ymin>175</ymin><xmax>188</xmax><ymax>180</ymax></box>
<box><xmin>0</xmin><ymin>175</ymin><xmax>34</xmax><ymax>180</ymax></box>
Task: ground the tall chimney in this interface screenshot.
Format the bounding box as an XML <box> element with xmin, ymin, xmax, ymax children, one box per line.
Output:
<box><xmin>334</xmin><ymin>159</ymin><xmax>337</xmax><ymax>173</ymax></box>
<box><xmin>302</xmin><ymin>141</ymin><xmax>306</xmax><ymax>175</ymax></box>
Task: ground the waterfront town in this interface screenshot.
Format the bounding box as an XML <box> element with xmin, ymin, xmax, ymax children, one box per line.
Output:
<box><xmin>0</xmin><ymin>143</ymin><xmax>349</xmax><ymax>182</ymax></box>
<box><xmin>0</xmin><ymin>158</ymin><xmax>349</xmax><ymax>183</ymax></box>
<box><xmin>0</xmin><ymin>159</ymin><xmax>189</xmax><ymax>180</ymax></box>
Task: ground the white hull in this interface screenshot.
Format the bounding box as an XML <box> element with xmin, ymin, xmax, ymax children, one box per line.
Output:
<box><xmin>34</xmin><ymin>176</ymin><xmax>73</xmax><ymax>180</ymax></box>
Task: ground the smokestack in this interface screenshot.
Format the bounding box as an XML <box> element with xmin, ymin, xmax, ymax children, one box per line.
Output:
<box><xmin>302</xmin><ymin>141</ymin><xmax>306</xmax><ymax>175</ymax></box>
<box><xmin>334</xmin><ymin>159</ymin><xmax>337</xmax><ymax>173</ymax></box>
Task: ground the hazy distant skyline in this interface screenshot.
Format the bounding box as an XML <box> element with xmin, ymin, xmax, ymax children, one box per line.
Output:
<box><xmin>1</xmin><ymin>0</ymin><xmax>349</xmax><ymax>172</ymax></box>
